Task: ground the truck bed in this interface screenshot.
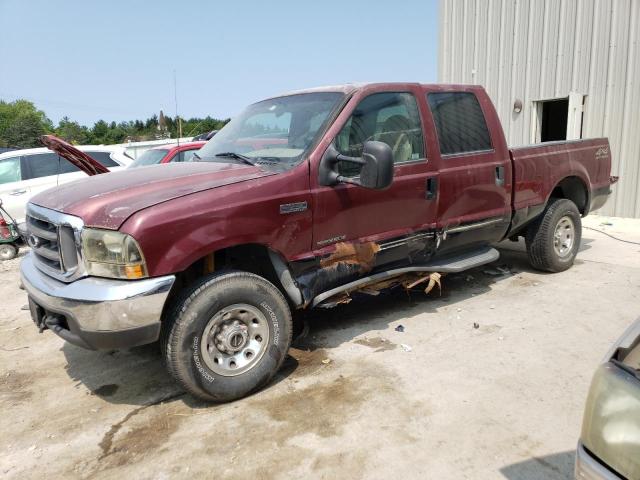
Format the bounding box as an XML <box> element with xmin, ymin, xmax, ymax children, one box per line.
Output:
<box><xmin>509</xmin><ymin>138</ymin><xmax>612</xmax><ymax>214</ymax></box>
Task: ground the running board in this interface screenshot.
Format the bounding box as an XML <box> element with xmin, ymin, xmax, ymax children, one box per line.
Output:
<box><xmin>311</xmin><ymin>246</ymin><xmax>500</xmax><ymax>307</ymax></box>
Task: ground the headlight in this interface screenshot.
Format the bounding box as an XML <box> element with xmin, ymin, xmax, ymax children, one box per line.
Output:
<box><xmin>82</xmin><ymin>228</ymin><xmax>148</xmax><ymax>279</ymax></box>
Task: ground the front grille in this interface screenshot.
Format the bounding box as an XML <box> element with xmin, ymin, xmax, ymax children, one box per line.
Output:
<box><xmin>26</xmin><ymin>204</ymin><xmax>85</xmax><ymax>282</ymax></box>
<box><xmin>27</xmin><ymin>215</ymin><xmax>63</xmax><ymax>271</ymax></box>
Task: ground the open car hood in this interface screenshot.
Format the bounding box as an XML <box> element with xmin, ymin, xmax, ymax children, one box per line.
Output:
<box><xmin>40</xmin><ymin>135</ymin><xmax>110</xmax><ymax>175</ymax></box>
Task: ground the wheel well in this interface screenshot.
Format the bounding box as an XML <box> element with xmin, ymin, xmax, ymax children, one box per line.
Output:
<box><xmin>167</xmin><ymin>244</ymin><xmax>289</xmax><ymax>309</ymax></box>
<box><xmin>550</xmin><ymin>177</ymin><xmax>588</xmax><ymax>214</ymax></box>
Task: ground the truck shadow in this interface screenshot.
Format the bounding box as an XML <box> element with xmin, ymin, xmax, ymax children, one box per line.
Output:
<box><xmin>293</xmin><ymin>241</ymin><xmax>544</xmax><ymax>351</ymax></box>
<box><xmin>499</xmin><ymin>450</ymin><xmax>575</xmax><ymax>480</ymax></box>
<box><xmin>60</xmin><ymin>238</ymin><xmax>581</xmax><ymax>406</ymax></box>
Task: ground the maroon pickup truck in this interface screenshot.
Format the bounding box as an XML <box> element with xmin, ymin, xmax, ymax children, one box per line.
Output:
<box><xmin>21</xmin><ymin>83</ymin><xmax>615</xmax><ymax>402</ymax></box>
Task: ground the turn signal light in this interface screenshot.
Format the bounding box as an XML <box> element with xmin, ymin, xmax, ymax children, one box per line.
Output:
<box><xmin>124</xmin><ymin>264</ymin><xmax>145</xmax><ymax>279</ymax></box>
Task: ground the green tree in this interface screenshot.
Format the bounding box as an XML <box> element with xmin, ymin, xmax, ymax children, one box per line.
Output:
<box><xmin>56</xmin><ymin>116</ymin><xmax>90</xmax><ymax>144</ymax></box>
<box><xmin>0</xmin><ymin>98</ymin><xmax>230</xmax><ymax>146</ymax></box>
<box><xmin>0</xmin><ymin>99</ymin><xmax>52</xmax><ymax>148</ymax></box>
<box><xmin>2</xmin><ymin>115</ymin><xmax>47</xmax><ymax>148</ymax></box>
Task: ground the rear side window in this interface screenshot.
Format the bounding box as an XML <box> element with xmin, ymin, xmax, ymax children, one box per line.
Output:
<box><xmin>427</xmin><ymin>92</ymin><xmax>492</xmax><ymax>155</ymax></box>
<box><xmin>175</xmin><ymin>150</ymin><xmax>199</xmax><ymax>163</ymax></box>
<box><xmin>85</xmin><ymin>151</ymin><xmax>119</xmax><ymax>167</ymax></box>
<box><xmin>129</xmin><ymin>149</ymin><xmax>169</xmax><ymax>168</ymax></box>
<box><xmin>24</xmin><ymin>153</ymin><xmax>74</xmax><ymax>179</ymax></box>
<box><xmin>0</xmin><ymin>156</ymin><xmax>21</xmax><ymax>184</ymax></box>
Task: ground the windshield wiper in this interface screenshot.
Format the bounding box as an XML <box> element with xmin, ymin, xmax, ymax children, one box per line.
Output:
<box><xmin>193</xmin><ymin>152</ymin><xmax>201</xmax><ymax>160</ymax></box>
<box><xmin>214</xmin><ymin>152</ymin><xmax>257</xmax><ymax>166</ymax></box>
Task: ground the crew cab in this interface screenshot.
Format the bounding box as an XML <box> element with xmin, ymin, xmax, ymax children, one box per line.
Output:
<box><xmin>128</xmin><ymin>141</ymin><xmax>205</xmax><ymax>168</ymax></box>
<box><xmin>20</xmin><ymin>83</ymin><xmax>616</xmax><ymax>402</ymax></box>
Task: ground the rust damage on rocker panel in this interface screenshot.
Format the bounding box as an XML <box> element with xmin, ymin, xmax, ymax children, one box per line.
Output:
<box><xmin>291</xmin><ymin>232</ymin><xmax>439</xmax><ymax>306</ymax></box>
<box><xmin>291</xmin><ymin>240</ymin><xmax>384</xmax><ymax>305</ymax></box>
<box><xmin>319</xmin><ymin>241</ymin><xmax>381</xmax><ymax>271</ymax></box>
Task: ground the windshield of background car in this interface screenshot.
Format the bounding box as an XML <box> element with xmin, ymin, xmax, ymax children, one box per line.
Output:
<box><xmin>129</xmin><ymin>149</ymin><xmax>169</xmax><ymax>168</ymax></box>
<box><xmin>197</xmin><ymin>92</ymin><xmax>345</xmax><ymax>169</ymax></box>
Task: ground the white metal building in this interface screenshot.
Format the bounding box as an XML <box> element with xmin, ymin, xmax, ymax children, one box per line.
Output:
<box><xmin>439</xmin><ymin>0</ymin><xmax>640</xmax><ymax>218</ymax></box>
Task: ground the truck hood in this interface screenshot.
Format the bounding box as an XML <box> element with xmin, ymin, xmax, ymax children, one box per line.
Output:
<box><xmin>30</xmin><ymin>162</ymin><xmax>274</xmax><ymax>229</ymax></box>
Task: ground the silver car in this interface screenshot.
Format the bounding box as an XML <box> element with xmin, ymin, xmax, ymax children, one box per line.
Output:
<box><xmin>576</xmin><ymin>318</ymin><xmax>640</xmax><ymax>479</ymax></box>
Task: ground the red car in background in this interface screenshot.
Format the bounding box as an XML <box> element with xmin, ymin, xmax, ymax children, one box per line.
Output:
<box><xmin>128</xmin><ymin>141</ymin><xmax>205</xmax><ymax>168</ymax></box>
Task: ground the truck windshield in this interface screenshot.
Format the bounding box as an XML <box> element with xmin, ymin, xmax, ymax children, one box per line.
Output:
<box><xmin>197</xmin><ymin>92</ymin><xmax>344</xmax><ymax>168</ymax></box>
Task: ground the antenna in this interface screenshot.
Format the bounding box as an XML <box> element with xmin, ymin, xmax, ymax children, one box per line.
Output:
<box><xmin>174</xmin><ymin>70</ymin><xmax>182</xmax><ymax>145</ymax></box>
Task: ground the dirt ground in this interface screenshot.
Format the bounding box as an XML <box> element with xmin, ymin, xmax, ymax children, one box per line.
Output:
<box><xmin>1</xmin><ymin>215</ymin><xmax>639</xmax><ymax>480</ymax></box>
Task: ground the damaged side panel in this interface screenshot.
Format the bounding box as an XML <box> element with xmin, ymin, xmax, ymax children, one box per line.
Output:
<box><xmin>290</xmin><ymin>230</ymin><xmax>439</xmax><ymax>305</ymax></box>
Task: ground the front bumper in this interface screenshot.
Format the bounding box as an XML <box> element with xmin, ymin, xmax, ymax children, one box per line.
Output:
<box><xmin>575</xmin><ymin>442</ymin><xmax>623</xmax><ymax>480</ymax></box>
<box><xmin>21</xmin><ymin>253</ymin><xmax>175</xmax><ymax>350</ymax></box>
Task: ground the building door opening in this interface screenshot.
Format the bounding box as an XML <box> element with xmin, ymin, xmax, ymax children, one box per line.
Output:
<box><xmin>540</xmin><ymin>98</ymin><xmax>568</xmax><ymax>142</ymax></box>
<box><xmin>531</xmin><ymin>92</ymin><xmax>585</xmax><ymax>143</ymax></box>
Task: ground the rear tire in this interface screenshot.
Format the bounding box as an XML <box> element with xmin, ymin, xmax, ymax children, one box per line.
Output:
<box><xmin>0</xmin><ymin>243</ymin><xmax>18</xmax><ymax>261</ymax></box>
<box><xmin>525</xmin><ymin>198</ymin><xmax>581</xmax><ymax>272</ymax></box>
<box><xmin>162</xmin><ymin>271</ymin><xmax>292</xmax><ymax>402</ymax></box>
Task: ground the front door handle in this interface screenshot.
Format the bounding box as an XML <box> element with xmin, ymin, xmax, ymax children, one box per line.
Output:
<box><xmin>10</xmin><ymin>189</ymin><xmax>27</xmax><ymax>196</ymax></box>
<box><xmin>495</xmin><ymin>166</ymin><xmax>505</xmax><ymax>187</ymax></box>
<box><xmin>426</xmin><ymin>177</ymin><xmax>438</xmax><ymax>200</ymax></box>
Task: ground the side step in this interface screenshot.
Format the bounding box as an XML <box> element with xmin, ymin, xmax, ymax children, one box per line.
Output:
<box><xmin>311</xmin><ymin>246</ymin><xmax>499</xmax><ymax>307</ymax></box>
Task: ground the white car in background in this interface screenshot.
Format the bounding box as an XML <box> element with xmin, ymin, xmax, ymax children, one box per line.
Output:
<box><xmin>0</xmin><ymin>145</ymin><xmax>132</xmax><ymax>225</ymax></box>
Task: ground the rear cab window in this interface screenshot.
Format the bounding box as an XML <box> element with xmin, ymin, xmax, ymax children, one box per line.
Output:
<box><xmin>0</xmin><ymin>156</ymin><xmax>22</xmax><ymax>184</ymax></box>
<box><xmin>427</xmin><ymin>92</ymin><xmax>492</xmax><ymax>156</ymax></box>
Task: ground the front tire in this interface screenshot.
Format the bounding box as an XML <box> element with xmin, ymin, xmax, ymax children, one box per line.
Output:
<box><xmin>525</xmin><ymin>198</ymin><xmax>582</xmax><ymax>272</ymax></box>
<box><xmin>0</xmin><ymin>243</ymin><xmax>18</xmax><ymax>261</ymax></box>
<box><xmin>162</xmin><ymin>271</ymin><xmax>292</xmax><ymax>402</ymax></box>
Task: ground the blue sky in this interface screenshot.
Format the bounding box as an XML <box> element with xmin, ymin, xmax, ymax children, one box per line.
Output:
<box><xmin>0</xmin><ymin>0</ymin><xmax>439</xmax><ymax>126</ymax></box>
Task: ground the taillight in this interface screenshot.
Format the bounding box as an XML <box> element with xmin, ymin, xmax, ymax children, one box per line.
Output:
<box><xmin>0</xmin><ymin>216</ymin><xmax>10</xmax><ymax>239</ymax></box>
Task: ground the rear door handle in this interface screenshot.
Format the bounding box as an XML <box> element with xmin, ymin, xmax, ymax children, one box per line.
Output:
<box><xmin>10</xmin><ymin>189</ymin><xmax>27</xmax><ymax>196</ymax></box>
<box><xmin>495</xmin><ymin>166</ymin><xmax>505</xmax><ymax>187</ymax></box>
<box><xmin>426</xmin><ymin>177</ymin><xmax>438</xmax><ymax>200</ymax></box>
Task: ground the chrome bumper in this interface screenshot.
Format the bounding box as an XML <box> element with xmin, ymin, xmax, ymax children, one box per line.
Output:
<box><xmin>21</xmin><ymin>253</ymin><xmax>175</xmax><ymax>349</ymax></box>
<box><xmin>575</xmin><ymin>443</ymin><xmax>623</xmax><ymax>480</ymax></box>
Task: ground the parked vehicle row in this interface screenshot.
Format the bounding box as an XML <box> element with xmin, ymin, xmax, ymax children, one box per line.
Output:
<box><xmin>18</xmin><ymin>83</ymin><xmax>615</xmax><ymax>405</ymax></box>
<box><xmin>0</xmin><ymin>139</ymin><xmax>209</xmax><ymax>233</ymax></box>
<box><xmin>0</xmin><ymin>145</ymin><xmax>131</xmax><ymax>225</ymax></box>
<box><xmin>128</xmin><ymin>141</ymin><xmax>205</xmax><ymax>168</ymax></box>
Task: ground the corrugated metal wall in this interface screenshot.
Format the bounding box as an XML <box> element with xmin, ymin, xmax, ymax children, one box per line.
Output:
<box><xmin>439</xmin><ymin>0</ymin><xmax>640</xmax><ymax>218</ymax></box>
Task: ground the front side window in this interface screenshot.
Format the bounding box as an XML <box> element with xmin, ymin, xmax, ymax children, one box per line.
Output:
<box><xmin>427</xmin><ymin>92</ymin><xmax>492</xmax><ymax>155</ymax></box>
<box><xmin>197</xmin><ymin>92</ymin><xmax>344</xmax><ymax>169</ymax></box>
<box><xmin>335</xmin><ymin>92</ymin><xmax>424</xmax><ymax>176</ymax></box>
<box><xmin>0</xmin><ymin>156</ymin><xmax>21</xmax><ymax>184</ymax></box>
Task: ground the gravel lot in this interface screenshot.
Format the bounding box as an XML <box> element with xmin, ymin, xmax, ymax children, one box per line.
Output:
<box><xmin>1</xmin><ymin>215</ymin><xmax>639</xmax><ymax>480</ymax></box>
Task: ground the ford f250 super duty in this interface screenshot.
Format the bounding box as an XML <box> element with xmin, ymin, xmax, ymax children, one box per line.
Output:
<box><xmin>20</xmin><ymin>83</ymin><xmax>616</xmax><ymax>402</ymax></box>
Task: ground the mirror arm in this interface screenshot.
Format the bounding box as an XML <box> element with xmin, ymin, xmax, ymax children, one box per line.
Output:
<box><xmin>336</xmin><ymin>175</ymin><xmax>362</xmax><ymax>186</ymax></box>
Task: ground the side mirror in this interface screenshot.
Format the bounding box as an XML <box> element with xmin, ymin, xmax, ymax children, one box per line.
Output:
<box><xmin>319</xmin><ymin>140</ymin><xmax>394</xmax><ymax>190</ymax></box>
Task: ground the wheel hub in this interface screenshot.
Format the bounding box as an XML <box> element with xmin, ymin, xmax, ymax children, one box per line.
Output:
<box><xmin>215</xmin><ymin>321</ymin><xmax>249</xmax><ymax>353</ymax></box>
<box><xmin>554</xmin><ymin>216</ymin><xmax>575</xmax><ymax>257</ymax></box>
<box><xmin>200</xmin><ymin>303</ymin><xmax>270</xmax><ymax>377</ymax></box>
